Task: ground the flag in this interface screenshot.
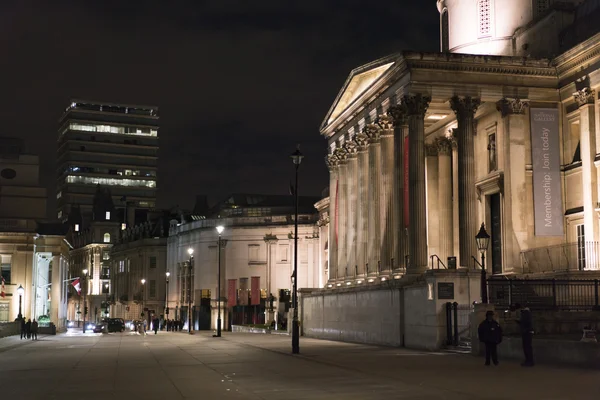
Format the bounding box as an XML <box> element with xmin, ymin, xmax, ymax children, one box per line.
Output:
<box><xmin>0</xmin><ymin>277</ymin><xmax>5</xmax><ymax>298</ymax></box>
<box><xmin>72</xmin><ymin>278</ymin><xmax>81</xmax><ymax>295</ymax></box>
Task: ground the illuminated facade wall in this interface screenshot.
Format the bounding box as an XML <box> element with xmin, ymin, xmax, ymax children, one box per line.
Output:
<box><xmin>56</xmin><ymin>100</ymin><xmax>159</xmax><ymax>223</ymax></box>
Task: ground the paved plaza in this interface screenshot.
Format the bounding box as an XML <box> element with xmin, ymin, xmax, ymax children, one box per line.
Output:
<box><xmin>0</xmin><ymin>330</ymin><xmax>597</xmax><ymax>399</ymax></box>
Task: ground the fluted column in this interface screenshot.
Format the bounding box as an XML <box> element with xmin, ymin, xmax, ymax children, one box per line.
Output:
<box><xmin>450</xmin><ymin>96</ymin><xmax>481</xmax><ymax>268</ymax></box>
<box><xmin>354</xmin><ymin>131</ymin><xmax>369</xmax><ymax>277</ymax></box>
<box><xmin>334</xmin><ymin>146</ymin><xmax>348</xmax><ymax>280</ymax></box>
<box><xmin>404</xmin><ymin>94</ymin><xmax>431</xmax><ymax>273</ymax></box>
<box><xmin>378</xmin><ymin>114</ymin><xmax>395</xmax><ymax>272</ymax></box>
<box><xmin>325</xmin><ymin>153</ymin><xmax>339</xmax><ymax>282</ymax></box>
<box><xmin>388</xmin><ymin>104</ymin><xmax>408</xmax><ymax>271</ymax></box>
<box><xmin>366</xmin><ymin>123</ymin><xmax>382</xmax><ymax>275</ymax></box>
<box><xmin>344</xmin><ymin>140</ymin><xmax>358</xmax><ymax>279</ymax></box>
<box><xmin>436</xmin><ymin>137</ymin><xmax>454</xmax><ymax>265</ymax></box>
<box><xmin>425</xmin><ymin>143</ymin><xmax>439</xmax><ymax>264</ymax></box>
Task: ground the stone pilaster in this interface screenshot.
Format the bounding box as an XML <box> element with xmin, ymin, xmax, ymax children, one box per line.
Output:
<box><xmin>496</xmin><ymin>98</ymin><xmax>529</xmax><ymax>273</ymax></box>
<box><xmin>378</xmin><ymin>114</ymin><xmax>395</xmax><ymax>272</ymax></box>
<box><xmin>436</xmin><ymin>137</ymin><xmax>454</xmax><ymax>266</ymax></box>
<box><xmin>326</xmin><ymin>153</ymin><xmax>339</xmax><ymax>282</ymax></box>
<box><xmin>334</xmin><ymin>146</ymin><xmax>348</xmax><ymax>280</ymax></box>
<box><xmin>354</xmin><ymin>131</ymin><xmax>369</xmax><ymax>277</ymax></box>
<box><xmin>366</xmin><ymin>123</ymin><xmax>382</xmax><ymax>275</ymax></box>
<box><xmin>450</xmin><ymin>96</ymin><xmax>480</xmax><ymax>268</ymax></box>
<box><xmin>425</xmin><ymin>143</ymin><xmax>439</xmax><ymax>265</ymax></box>
<box><xmin>404</xmin><ymin>94</ymin><xmax>431</xmax><ymax>273</ymax></box>
<box><xmin>344</xmin><ymin>140</ymin><xmax>358</xmax><ymax>279</ymax></box>
<box><xmin>388</xmin><ymin>104</ymin><xmax>408</xmax><ymax>271</ymax></box>
<box><xmin>574</xmin><ymin>89</ymin><xmax>599</xmax><ymax>267</ymax></box>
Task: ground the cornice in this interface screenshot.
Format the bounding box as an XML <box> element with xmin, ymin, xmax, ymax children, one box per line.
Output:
<box><xmin>554</xmin><ymin>33</ymin><xmax>600</xmax><ymax>79</ymax></box>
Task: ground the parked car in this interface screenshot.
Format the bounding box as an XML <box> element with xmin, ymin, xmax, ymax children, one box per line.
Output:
<box><xmin>93</xmin><ymin>323</ymin><xmax>104</xmax><ymax>333</ymax></box>
<box><xmin>107</xmin><ymin>318</ymin><xmax>125</xmax><ymax>332</ymax></box>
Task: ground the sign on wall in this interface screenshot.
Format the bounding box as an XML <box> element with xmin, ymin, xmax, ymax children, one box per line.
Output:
<box><xmin>530</xmin><ymin>108</ymin><xmax>564</xmax><ymax>236</ymax></box>
<box><xmin>437</xmin><ymin>282</ymin><xmax>454</xmax><ymax>300</ymax></box>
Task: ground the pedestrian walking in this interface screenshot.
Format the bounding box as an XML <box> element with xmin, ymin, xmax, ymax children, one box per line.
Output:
<box><xmin>167</xmin><ymin>319</ymin><xmax>171</xmax><ymax>332</ymax></box>
<box><xmin>20</xmin><ymin>318</ymin><xmax>26</xmax><ymax>339</ymax></box>
<box><xmin>152</xmin><ymin>317</ymin><xmax>159</xmax><ymax>335</ymax></box>
<box><xmin>515</xmin><ymin>303</ymin><xmax>535</xmax><ymax>366</ymax></box>
<box><xmin>31</xmin><ymin>319</ymin><xmax>38</xmax><ymax>340</ymax></box>
<box><xmin>478</xmin><ymin>311</ymin><xmax>502</xmax><ymax>366</ymax></box>
<box><xmin>25</xmin><ymin>318</ymin><xmax>32</xmax><ymax>339</ymax></box>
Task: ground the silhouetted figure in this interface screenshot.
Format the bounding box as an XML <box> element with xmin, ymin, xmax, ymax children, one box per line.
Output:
<box><xmin>20</xmin><ymin>318</ymin><xmax>26</xmax><ymax>339</ymax></box>
<box><xmin>515</xmin><ymin>304</ymin><xmax>534</xmax><ymax>367</ymax></box>
<box><xmin>31</xmin><ymin>319</ymin><xmax>39</xmax><ymax>340</ymax></box>
<box><xmin>478</xmin><ymin>311</ymin><xmax>502</xmax><ymax>366</ymax></box>
<box><xmin>152</xmin><ymin>317</ymin><xmax>159</xmax><ymax>335</ymax></box>
<box><xmin>25</xmin><ymin>319</ymin><xmax>31</xmax><ymax>339</ymax></box>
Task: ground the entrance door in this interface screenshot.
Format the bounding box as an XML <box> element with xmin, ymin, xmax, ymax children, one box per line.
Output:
<box><xmin>490</xmin><ymin>193</ymin><xmax>502</xmax><ymax>274</ymax></box>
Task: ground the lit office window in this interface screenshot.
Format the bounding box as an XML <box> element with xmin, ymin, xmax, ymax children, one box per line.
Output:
<box><xmin>74</xmin><ymin>224</ymin><xmax>80</xmax><ymax>232</ymax></box>
<box><xmin>105</xmin><ymin>211</ymin><xmax>111</xmax><ymax>220</ymax></box>
<box><xmin>104</xmin><ymin>233</ymin><xmax>111</xmax><ymax>243</ymax></box>
<box><xmin>66</xmin><ymin>123</ymin><xmax>157</xmax><ymax>137</ymax></box>
<box><xmin>66</xmin><ymin>175</ymin><xmax>156</xmax><ymax>188</ymax></box>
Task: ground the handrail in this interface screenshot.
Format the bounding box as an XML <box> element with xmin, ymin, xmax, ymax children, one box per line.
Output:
<box><xmin>430</xmin><ymin>254</ymin><xmax>447</xmax><ymax>269</ymax></box>
<box><xmin>471</xmin><ymin>255</ymin><xmax>483</xmax><ymax>270</ymax></box>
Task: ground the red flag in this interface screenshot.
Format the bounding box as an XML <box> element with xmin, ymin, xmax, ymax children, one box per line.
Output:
<box><xmin>0</xmin><ymin>277</ymin><xmax>5</xmax><ymax>298</ymax></box>
<box><xmin>72</xmin><ymin>278</ymin><xmax>81</xmax><ymax>295</ymax></box>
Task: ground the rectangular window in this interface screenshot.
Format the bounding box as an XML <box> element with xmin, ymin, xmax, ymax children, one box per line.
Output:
<box><xmin>1</xmin><ymin>261</ymin><xmax>11</xmax><ymax>284</ymax></box>
<box><xmin>278</xmin><ymin>245</ymin><xmax>288</xmax><ymax>262</ymax></box>
<box><xmin>119</xmin><ymin>260</ymin><xmax>125</xmax><ymax>273</ymax></box>
<box><xmin>149</xmin><ymin>256</ymin><xmax>157</xmax><ymax>269</ymax></box>
<box><xmin>101</xmin><ymin>267</ymin><xmax>110</xmax><ymax>279</ymax></box>
<box><xmin>248</xmin><ymin>245</ymin><xmax>260</xmax><ymax>263</ymax></box>
<box><xmin>74</xmin><ymin>224</ymin><xmax>79</xmax><ymax>232</ymax></box>
<box><xmin>103</xmin><ymin>251</ymin><xmax>110</xmax><ymax>260</ymax></box>
<box><xmin>149</xmin><ymin>280</ymin><xmax>156</xmax><ymax>298</ymax></box>
<box><xmin>0</xmin><ymin>303</ymin><xmax>8</xmax><ymax>323</ymax></box>
<box><xmin>577</xmin><ymin>224</ymin><xmax>586</xmax><ymax>271</ymax></box>
<box><xmin>105</xmin><ymin>211</ymin><xmax>111</xmax><ymax>220</ymax></box>
<box><xmin>102</xmin><ymin>283</ymin><xmax>109</xmax><ymax>294</ymax></box>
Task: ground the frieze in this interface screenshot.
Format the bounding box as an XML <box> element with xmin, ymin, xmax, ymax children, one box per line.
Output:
<box><xmin>573</xmin><ymin>88</ymin><xmax>595</xmax><ymax>107</ymax></box>
<box><xmin>496</xmin><ymin>98</ymin><xmax>529</xmax><ymax>118</ymax></box>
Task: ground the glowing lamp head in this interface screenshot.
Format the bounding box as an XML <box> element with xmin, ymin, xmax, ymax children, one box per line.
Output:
<box><xmin>166</xmin><ymin>272</ymin><xmax>170</xmax><ymax>278</ymax></box>
<box><xmin>476</xmin><ymin>223</ymin><xmax>490</xmax><ymax>253</ymax></box>
<box><xmin>187</xmin><ymin>248</ymin><xmax>194</xmax><ymax>256</ymax></box>
<box><xmin>141</xmin><ymin>279</ymin><xmax>146</xmax><ymax>285</ymax></box>
<box><xmin>290</xmin><ymin>147</ymin><xmax>304</xmax><ymax>165</ymax></box>
<box><xmin>216</xmin><ymin>225</ymin><xmax>224</xmax><ymax>235</ymax></box>
<box><xmin>16</xmin><ymin>284</ymin><xmax>24</xmax><ymax>296</ymax></box>
<box><xmin>82</xmin><ymin>269</ymin><xmax>88</xmax><ymax>276</ymax></box>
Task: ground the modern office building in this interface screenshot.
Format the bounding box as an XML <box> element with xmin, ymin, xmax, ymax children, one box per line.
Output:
<box><xmin>56</xmin><ymin>100</ymin><xmax>159</xmax><ymax>227</ymax></box>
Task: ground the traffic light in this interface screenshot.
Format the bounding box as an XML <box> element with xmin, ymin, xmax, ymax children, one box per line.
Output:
<box><xmin>84</xmin><ymin>306</ymin><xmax>88</xmax><ymax>315</ymax></box>
<box><xmin>165</xmin><ymin>307</ymin><xmax>169</xmax><ymax>315</ymax></box>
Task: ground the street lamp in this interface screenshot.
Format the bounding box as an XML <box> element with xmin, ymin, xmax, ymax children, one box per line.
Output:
<box><xmin>215</xmin><ymin>225</ymin><xmax>224</xmax><ymax>337</ymax></box>
<box><xmin>141</xmin><ymin>279</ymin><xmax>146</xmax><ymax>323</ymax></box>
<box><xmin>187</xmin><ymin>248</ymin><xmax>194</xmax><ymax>334</ymax></box>
<box><xmin>104</xmin><ymin>283</ymin><xmax>110</xmax><ymax>317</ymax></box>
<box><xmin>16</xmin><ymin>284</ymin><xmax>24</xmax><ymax>320</ymax></box>
<box><xmin>476</xmin><ymin>223</ymin><xmax>490</xmax><ymax>304</ymax></box>
<box><xmin>165</xmin><ymin>271</ymin><xmax>170</xmax><ymax>319</ymax></box>
<box><xmin>290</xmin><ymin>146</ymin><xmax>303</xmax><ymax>354</ymax></box>
<box><xmin>82</xmin><ymin>269</ymin><xmax>88</xmax><ymax>333</ymax></box>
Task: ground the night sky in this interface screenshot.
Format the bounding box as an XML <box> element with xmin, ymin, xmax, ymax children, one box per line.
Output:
<box><xmin>0</xmin><ymin>1</ymin><xmax>439</xmax><ymax>217</ymax></box>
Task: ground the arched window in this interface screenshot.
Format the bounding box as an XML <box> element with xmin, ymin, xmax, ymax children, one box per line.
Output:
<box><xmin>103</xmin><ymin>233</ymin><xmax>111</xmax><ymax>243</ymax></box>
<box><xmin>478</xmin><ymin>0</ymin><xmax>492</xmax><ymax>38</ymax></box>
<box><xmin>441</xmin><ymin>9</ymin><xmax>449</xmax><ymax>52</ymax></box>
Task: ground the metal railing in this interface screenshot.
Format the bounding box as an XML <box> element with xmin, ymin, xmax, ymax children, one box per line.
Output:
<box><xmin>430</xmin><ymin>255</ymin><xmax>447</xmax><ymax>269</ymax></box>
<box><xmin>520</xmin><ymin>242</ymin><xmax>600</xmax><ymax>274</ymax></box>
<box><xmin>488</xmin><ymin>278</ymin><xmax>600</xmax><ymax>311</ymax></box>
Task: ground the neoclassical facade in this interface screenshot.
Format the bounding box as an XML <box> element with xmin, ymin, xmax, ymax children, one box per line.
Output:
<box><xmin>321</xmin><ymin>0</ymin><xmax>600</xmax><ymax>285</ymax></box>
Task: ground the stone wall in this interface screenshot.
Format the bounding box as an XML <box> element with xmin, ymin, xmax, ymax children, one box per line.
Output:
<box><xmin>498</xmin><ymin>336</ymin><xmax>600</xmax><ymax>368</ymax></box>
<box><xmin>497</xmin><ymin>310</ymin><xmax>600</xmax><ymax>336</ymax></box>
<box><xmin>0</xmin><ymin>322</ymin><xmax>20</xmax><ymax>338</ymax></box>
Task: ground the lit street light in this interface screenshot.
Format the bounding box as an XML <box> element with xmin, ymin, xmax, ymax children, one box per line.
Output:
<box><xmin>141</xmin><ymin>279</ymin><xmax>146</xmax><ymax>324</ymax></box>
<box><xmin>290</xmin><ymin>146</ymin><xmax>303</xmax><ymax>354</ymax></box>
<box><xmin>82</xmin><ymin>269</ymin><xmax>88</xmax><ymax>333</ymax></box>
<box><xmin>16</xmin><ymin>284</ymin><xmax>24</xmax><ymax>320</ymax></box>
<box><xmin>215</xmin><ymin>225</ymin><xmax>224</xmax><ymax>337</ymax></box>
<box><xmin>476</xmin><ymin>223</ymin><xmax>490</xmax><ymax>304</ymax></box>
<box><xmin>187</xmin><ymin>248</ymin><xmax>194</xmax><ymax>334</ymax></box>
<box><xmin>165</xmin><ymin>271</ymin><xmax>170</xmax><ymax>319</ymax></box>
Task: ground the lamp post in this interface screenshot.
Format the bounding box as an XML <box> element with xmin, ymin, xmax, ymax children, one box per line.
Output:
<box><xmin>165</xmin><ymin>271</ymin><xmax>170</xmax><ymax>319</ymax></box>
<box><xmin>187</xmin><ymin>248</ymin><xmax>194</xmax><ymax>334</ymax></box>
<box><xmin>290</xmin><ymin>146</ymin><xmax>303</xmax><ymax>354</ymax></box>
<box><xmin>215</xmin><ymin>225</ymin><xmax>224</xmax><ymax>337</ymax></box>
<box><xmin>16</xmin><ymin>284</ymin><xmax>24</xmax><ymax>320</ymax></box>
<box><xmin>82</xmin><ymin>269</ymin><xmax>88</xmax><ymax>333</ymax></box>
<box><xmin>141</xmin><ymin>279</ymin><xmax>146</xmax><ymax>324</ymax></box>
<box><xmin>104</xmin><ymin>283</ymin><xmax>110</xmax><ymax>318</ymax></box>
<box><xmin>476</xmin><ymin>223</ymin><xmax>490</xmax><ymax>304</ymax></box>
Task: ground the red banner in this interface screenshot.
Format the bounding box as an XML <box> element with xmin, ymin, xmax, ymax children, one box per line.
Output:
<box><xmin>404</xmin><ymin>135</ymin><xmax>409</xmax><ymax>227</ymax></box>
<box><xmin>227</xmin><ymin>279</ymin><xmax>237</xmax><ymax>307</ymax></box>
<box><xmin>239</xmin><ymin>278</ymin><xmax>249</xmax><ymax>306</ymax></box>
<box><xmin>251</xmin><ymin>276</ymin><xmax>260</xmax><ymax>305</ymax></box>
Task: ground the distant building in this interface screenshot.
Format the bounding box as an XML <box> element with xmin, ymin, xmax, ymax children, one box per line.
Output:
<box><xmin>167</xmin><ymin>194</ymin><xmax>323</xmax><ymax>331</ymax></box>
<box><xmin>56</xmin><ymin>99</ymin><xmax>159</xmax><ymax>227</ymax></box>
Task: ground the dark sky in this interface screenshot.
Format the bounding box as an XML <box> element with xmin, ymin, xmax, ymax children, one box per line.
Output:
<box><xmin>0</xmin><ymin>1</ymin><xmax>439</xmax><ymax>216</ymax></box>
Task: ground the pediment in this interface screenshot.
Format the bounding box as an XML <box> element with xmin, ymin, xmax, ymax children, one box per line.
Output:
<box><xmin>321</xmin><ymin>55</ymin><xmax>399</xmax><ymax>133</ymax></box>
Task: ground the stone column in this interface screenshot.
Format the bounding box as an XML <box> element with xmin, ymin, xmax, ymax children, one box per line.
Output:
<box><xmin>575</xmin><ymin>88</ymin><xmax>599</xmax><ymax>268</ymax></box>
<box><xmin>450</xmin><ymin>96</ymin><xmax>480</xmax><ymax>268</ymax></box>
<box><xmin>389</xmin><ymin>105</ymin><xmax>408</xmax><ymax>271</ymax></box>
<box><xmin>425</xmin><ymin>143</ymin><xmax>439</xmax><ymax>264</ymax></box>
<box><xmin>326</xmin><ymin>153</ymin><xmax>340</xmax><ymax>282</ymax></box>
<box><xmin>366</xmin><ymin>123</ymin><xmax>382</xmax><ymax>276</ymax></box>
<box><xmin>378</xmin><ymin>114</ymin><xmax>395</xmax><ymax>272</ymax></box>
<box><xmin>436</xmin><ymin>137</ymin><xmax>454</xmax><ymax>265</ymax></box>
<box><xmin>404</xmin><ymin>94</ymin><xmax>431</xmax><ymax>273</ymax></box>
<box><xmin>344</xmin><ymin>140</ymin><xmax>359</xmax><ymax>279</ymax></box>
<box><xmin>354</xmin><ymin>131</ymin><xmax>370</xmax><ymax>277</ymax></box>
<box><xmin>334</xmin><ymin>147</ymin><xmax>348</xmax><ymax>280</ymax></box>
<box><xmin>496</xmin><ymin>98</ymin><xmax>529</xmax><ymax>273</ymax></box>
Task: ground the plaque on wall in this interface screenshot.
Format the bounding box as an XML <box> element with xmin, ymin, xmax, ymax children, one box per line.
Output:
<box><xmin>437</xmin><ymin>282</ymin><xmax>454</xmax><ymax>300</ymax></box>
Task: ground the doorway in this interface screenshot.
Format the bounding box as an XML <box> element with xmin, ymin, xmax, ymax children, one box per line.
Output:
<box><xmin>490</xmin><ymin>193</ymin><xmax>502</xmax><ymax>275</ymax></box>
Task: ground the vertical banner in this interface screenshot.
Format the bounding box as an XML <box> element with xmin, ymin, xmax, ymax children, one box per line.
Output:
<box><xmin>250</xmin><ymin>276</ymin><xmax>260</xmax><ymax>305</ymax></box>
<box><xmin>238</xmin><ymin>278</ymin><xmax>249</xmax><ymax>306</ymax></box>
<box><xmin>404</xmin><ymin>135</ymin><xmax>409</xmax><ymax>227</ymax></box>
<box><xmin>530</xmin><ymin>108</ymin><xmax>564</xmax><ymax>236</ymax></box>
<box><xmin>227</xmin><ymin>279</ymin><xmax>237</xmax><ymax>307</ymax></box>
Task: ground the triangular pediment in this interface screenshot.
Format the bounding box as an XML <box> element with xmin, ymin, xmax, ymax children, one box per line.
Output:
<box><xmin>322</xmin><ymin>56</ymin><xmax>399</xmax><ymax>132</ymax></box>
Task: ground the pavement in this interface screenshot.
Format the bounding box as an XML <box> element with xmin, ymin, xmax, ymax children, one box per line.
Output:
<box><xmin>0</xmin><ymin>329</ymin><xmax>597</xmax><ymax>399</ymax></box>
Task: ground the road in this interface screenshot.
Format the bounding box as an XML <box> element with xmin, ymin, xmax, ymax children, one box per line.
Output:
<box><xmin>0</xmin><ymin>330</ymin><xmax>597</xmax><ymax>399</ymax></box>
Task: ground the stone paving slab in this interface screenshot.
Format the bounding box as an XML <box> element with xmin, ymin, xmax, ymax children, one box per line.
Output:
<box><xmin>0</xmin><ymin>330</ymin><xmax>597</xmax><ymax>399</ymax></box>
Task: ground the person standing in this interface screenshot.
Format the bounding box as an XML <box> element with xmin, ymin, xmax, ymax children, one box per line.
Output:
<box><xmin>516</xmin><ymin>304</ymin><xmax>535</xmax><ymax>367</ymax></box>
<box><xmin>152</xmin><ymin>317</ymin><xmax>159</xmax><ymax>335</ymax></box>
<box><xmin>31</xmin><ymin>319</ymin><xmax>38</xmax><ymax>341</ymax></box>
<box><xmin>20</xmin><ymin>318</ymin><xmax>26</xmax><ymax>340</ymax></box>
<box><xmin>478</xmin><ymin>311</ymin><xmax>503</xmax><ymax>366</ymax></box>
<box><xmin>25</xmin><ymin>318</ymin><xmax>32</xmax><ymax>339</ymax></box>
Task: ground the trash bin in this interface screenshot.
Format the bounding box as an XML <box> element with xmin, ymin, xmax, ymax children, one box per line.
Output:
<box><xmin>447</xmin><ymin>256</ymin><xmax>457</xmax><ymax>270</ymax></box>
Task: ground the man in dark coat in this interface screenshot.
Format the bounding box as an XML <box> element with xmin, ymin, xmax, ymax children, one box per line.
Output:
<box><xmin>515</xmin><ymin>304</ymin><xmax>534</xmax><ymax>366</ymax></box>
<box><xmin>478</xmin><ymin>311</ymin><xmax>502</xmax><ymax>366</ymax></box>
<box><xmin>152</xmin><ymin>317</ymin><xmax>159</xmax><ymax>335</ymax></box>
<box><xmin>31</xmin><ymin>319</ymin><xmax>39</xmax><ymax>340</ymax></box>
<box><xmin>25</xmin><ymin>318</ymin><xmax>32</xmax><ymax>339</ymax></box>
<box><xmin>20</xmin><ymin>318</ymin><xmax>26</xmax><ymax>340</ymax></box>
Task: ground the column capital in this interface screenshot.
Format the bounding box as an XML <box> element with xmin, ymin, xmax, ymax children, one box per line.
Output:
<box><xmin>450</xmin><ymin>96</ymin><xmax>481</xmax><ymax>119</ymax></box>
<box><xmin>334</xmin><ymin>147</ymin><xmax>348</xmax><ymax>163</ymax></box>
<box><xmin>435</xmin><ymin>136</ymin><xmax>453</xmax><ymax>155</ymax></box>
<box><xmin>365</xmin><ymin>123</ymin><xmax>381</xmax><ymax>143</ymax></box>
<box><xmin>354</xmin><ymin>131</ymin><xmax>369</xmax><ymax>150</ymax></box>
<box><xmin>388</xmin><ymin>103</ymin><xmax>408</xmax><ymax>127</ymax></box>
<box><xmin>325</xmin><ymin>154</ymin><xmax>339</xmax><ymax>171</ymax></box>
<box><xmin>573</xmin><ymin>88</ymin><xmax>595</xmax><ymax>107</ymax></box>
<box><xmin>344</xmin><ymin>139</ymin><xmax>358</xmax><ymax>157</ymax></box>
<box><xmin>403</xmin><ymin>94</ymin><xmax>431</xmax><ymax>117</ymax></box>
<box><xmin>496</xmin><ymin>98</ymin><xmax>529</xmax><ymax>118</ymax></box>
<box><xmin>377</xmin><ymin>114</ymin><xmax>394</xmax><ymax>131</ymax></box>
<box><xmin>425</xmin><ymin>143</ymin><xmax>438</xmax><ymax>157</ymax></box>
